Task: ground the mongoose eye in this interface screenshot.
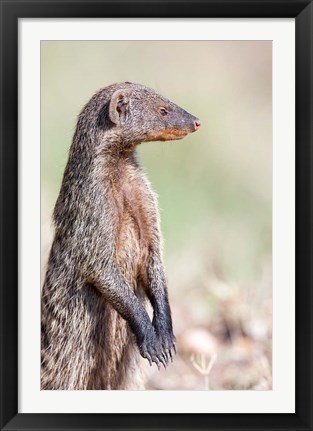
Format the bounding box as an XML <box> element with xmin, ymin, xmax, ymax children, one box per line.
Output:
<box><xmin>159</xmin><ymin>107</ymin><xmax>168</xmax><ymax>117</ymax></box>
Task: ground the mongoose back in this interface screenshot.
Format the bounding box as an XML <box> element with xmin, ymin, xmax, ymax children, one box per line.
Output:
<box><xmin>41</xmin><ymin>82</ymin><xmax>201</xmax><ymax>390</ymax></box>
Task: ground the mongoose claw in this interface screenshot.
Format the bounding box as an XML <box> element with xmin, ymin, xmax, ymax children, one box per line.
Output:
<box><xmin>144</xmin><ymin>348</ymin><xmax>167</xmax><ymax>369</ymax></box>
<box><xmin>173</xmin><ymin>342</ymin><xmax>177</xmax><ymax>355</ymax></box>
<box><xmin>161</xmin><ymin>351</ymin><xmax>169</xmax><ymax>365</ymax></box>
<box><xmin>152</xmin><ymin>356</ymin><xmax>161</xmax><ymax>370</ymax></box>
<box><xmin>143</xmin><ymin>351</ymin><xmax>161</xmax><ymax>369</ymax></box>
<box><xmin>158</xmin><ymin>354</ymin><xmax>167</xmax><ymax>369</ymax></box>
<box><xmin>144</xmin><ymin>352</ymin><xmax>153</xmax><ymax>366</ymax></box>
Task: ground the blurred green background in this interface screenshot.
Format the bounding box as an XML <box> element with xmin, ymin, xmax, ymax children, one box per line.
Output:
<box><xmin>41</xmin><ymin>41</ymin><xmax>272</xmax><ymax>390</ymax></box>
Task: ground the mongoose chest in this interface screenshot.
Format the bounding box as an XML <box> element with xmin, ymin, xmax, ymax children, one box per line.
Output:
<box><xmin>109</xmin><ymin>164</ymin><xmax>157</xmax><ymax>285</ymax></box>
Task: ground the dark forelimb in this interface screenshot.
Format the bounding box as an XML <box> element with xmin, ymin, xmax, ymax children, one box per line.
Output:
<box><xmin>146</xmin><ymin>252</ymin><xmax>176</xmax><ymax>365</ymax></box>
<box><xmin>95</xmin><ymin>264</ymin><xmax>168</xmax><ymax>369</ymax></box>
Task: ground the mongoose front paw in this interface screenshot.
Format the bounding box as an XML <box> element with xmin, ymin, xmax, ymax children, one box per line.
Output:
<box><xmin>138</xmin><ymin>331</ymin><xmax>168</xmax><ymax>369</ymax></box>
<box><xmin>153</xmin><ymin>318</ymin><xmax>176</xmax><ymax>365</ymax></box>
<box><xmin>159</xmin><ymin>331</ymin><xmax>176</xmax><ymax>364</ymax></box>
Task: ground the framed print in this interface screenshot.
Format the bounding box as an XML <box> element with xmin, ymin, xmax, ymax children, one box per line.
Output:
<box><xmin>0</xmin><ymin>1</ymin><xmax>312</xmax><ymax>430</ymax></box>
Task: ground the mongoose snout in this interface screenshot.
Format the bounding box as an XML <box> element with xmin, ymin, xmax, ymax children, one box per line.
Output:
<box><xmin>41</xmin><ymin>82</ymin><xmax>200</xmax><ymax>389</ymax></box>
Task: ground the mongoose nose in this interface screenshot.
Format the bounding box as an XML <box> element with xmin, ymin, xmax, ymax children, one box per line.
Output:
<box><xmin>194</xmin><ymin>120</ymin><xmax>201</xmax><ymax>130</ymax></box>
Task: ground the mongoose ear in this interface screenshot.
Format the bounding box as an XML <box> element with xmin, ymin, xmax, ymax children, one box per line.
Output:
<box><xmin>109</xmin><ymin>89</ymin><xmax>131</xmax><ymax>125</ymax></box>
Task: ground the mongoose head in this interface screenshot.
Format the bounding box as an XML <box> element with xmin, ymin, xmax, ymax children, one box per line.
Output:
<box><xmin>101</xmin><ymin>82</ymin><xmax>200</xmax><ymax>146</ymax></box>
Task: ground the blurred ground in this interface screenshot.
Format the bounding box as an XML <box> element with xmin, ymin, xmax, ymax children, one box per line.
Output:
<box><xmin>41</xmin><ymin>41</ymin><xmax>272</xmax><ymax>390</ymax></box>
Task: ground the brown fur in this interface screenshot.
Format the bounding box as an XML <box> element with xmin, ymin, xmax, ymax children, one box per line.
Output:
<box><xmin>41</xmin><ymin>82</ymin><xmax>200</xmax><ymax>390</ymax></box>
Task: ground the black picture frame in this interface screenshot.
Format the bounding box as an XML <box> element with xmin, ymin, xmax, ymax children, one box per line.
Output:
<box><xmin>0</xmin><ymin>1</ymin><xmax>312</xmax><ymax>430</ymax></box>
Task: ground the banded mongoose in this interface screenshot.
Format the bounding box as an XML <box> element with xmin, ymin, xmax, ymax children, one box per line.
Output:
<box><xmin>41</xmin><ymin>82</ymin><xmax>201</xmax><ymax>390</ymax></box>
